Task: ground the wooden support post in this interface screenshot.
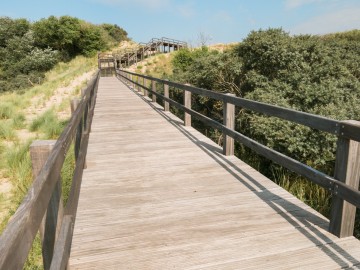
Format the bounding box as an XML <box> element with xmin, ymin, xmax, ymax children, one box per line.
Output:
<box><xmin>164</xmin><ymin>80</ymin><xmax>169</xmax><ymax>111</ymax></box>
<box><xmin>152</xmin><ymin>80</ymin><xmax>156</xmax><ymax>103</ymax></box>
<box><xmin>144</xmin><ymin>78</ymin><xmax>148</xmax><ymax>97</ymax></box>
<box><xmin>330</xmin><ymin>120</ymin><xmax>360</xmax><ymax>237</ymax></box>
<box><xmin>223</xmin><ymin>94</ymin><xmax>235</xmax><ymax>156</ymax></box>
<box><xmin>184</xmin><ymin>85</ymin><xmax>191</xmax><ymax>126</ymax></box>
<box><xmin>30</xmin><ymin>141</ymin><xmax>63</xmax><ymax>270</ymax></box>
<box><xmin>70</xmin><ymin>99</ymin><xmax>81</xmax><ymax>115</ymax></box>
<box><xmin>71</xmin><ymin>99</ymin><xmax>82</xmax><ymax>159</ymax></box>
<box><xmin>137</xmin><ymin>76</ymin><xmax>141</xmax><ymax>92</ymax></box>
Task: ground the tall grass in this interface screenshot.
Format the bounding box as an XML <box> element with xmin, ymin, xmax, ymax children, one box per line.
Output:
<box><xmin>0</xmin><ymin>54</ymin><xmax>97</xmax><ymax>269</ymax></box>
<box><xmin>12</xmin><ymin>113</ymin><xmax>26</xmax><ymax>129</ymax></box>
<box><xmin>0</xmin><ymin>102</ymin><xmax>15</xmax><ymax>119</ymax></box>
<box><xmin>0</xmin><ymin>121</ymin><xmax>17</xmax><ymax>140</ymax></box>
<box><xmin>30</xmin><ymin>109</ymin><xmax>68</xmax><ymax>139</ymax></box>
<box><xmin>271</xmin><ymin>166</ymin><xmax>331</xmax><ymax>217</ymax></box>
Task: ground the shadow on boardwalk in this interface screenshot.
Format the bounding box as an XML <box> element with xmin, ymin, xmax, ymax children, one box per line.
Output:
<box><xmin>122</xmin><ymin>77</ymin><xmax>360</xmax><ymax>269</ymax></box>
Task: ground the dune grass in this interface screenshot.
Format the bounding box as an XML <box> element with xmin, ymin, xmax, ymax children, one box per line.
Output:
<box><xmin>0</xmin><ymin>54</ymin><xmax>97</xmax><ymax>269</ymax></box>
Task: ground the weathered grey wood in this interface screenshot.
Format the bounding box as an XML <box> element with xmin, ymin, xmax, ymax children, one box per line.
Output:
<box><xmin>30</xmin><ymin>140</ymin><xmax>64</xmax><ymax>270</ymax></box>
<box><xmin>71</xmin><ymin>98</ymin><xmax>82</xmax><ymax>160</ymax></box>
<box><xmin>152</xmin><ymin>80</ymin><xmax>156</xmax><ymax>103</ymax></box>
<box><xmin>144</xmin><ymin>78</ymin><xmax>148</xmax><ymax>97</ymax></box>
<box><xmin>330</xmin><ymin>120</ymin><xmax>360</xmax><ymax>237</ymax></box>
<box><xmin>50</xmin><ymin>215</ymin><xmax>74</xmax><ymax>270</ymax></box>
<box><xmin>70</xmin><ymin>99</ymin><xmax>81</xmax><ymax>115</ymax></box>
<box><xmin>123</xmin><ymin>82</ymin><xmax>360</xmax><ymax>209</ymax></box>
<box><xmin>70</xmin><ymin>77</ymin><xmax>360</xmax><ymax>269</ymax></box>
<box><xmin>340</xmin><ymin>119</ymin><xmax>360</xmax><ymax>142</ymax></box>
<box><xmin>164</xmin><ymin>80</ymin><xmax>169</xmax><ymax>111</ymax></box>
<box><xmin>223</xmin><ymin>94</ymin><xmax>235</xmax><ymax>156</ymax></box>
<box><xmin>119</xmin><ymin>70</ymin><xmax>341</xmax><ymax>138</ymax></box>
<box><xmin>184</xmin><ymin>85</ymin><xmax>191</xmax><ymax>126</ymax></box>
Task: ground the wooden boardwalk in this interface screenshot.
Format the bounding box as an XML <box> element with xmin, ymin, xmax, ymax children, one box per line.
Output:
<box><xmin>69</xmin><ymin>77</ymin><xmax>360</xmax><ymax>269</ymax></box>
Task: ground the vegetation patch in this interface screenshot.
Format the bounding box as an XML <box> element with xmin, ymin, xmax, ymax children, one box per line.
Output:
<box><xmin>169</xmin><ymin>28</ymin><xmax>360</xmax><ymax>237</ymax></box>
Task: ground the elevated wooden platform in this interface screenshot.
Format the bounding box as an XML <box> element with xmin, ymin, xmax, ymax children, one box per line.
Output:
<box><xmin>69</xmin><ymin>77</ymin><xmax>360</xmax><ymax>269</ymax></box>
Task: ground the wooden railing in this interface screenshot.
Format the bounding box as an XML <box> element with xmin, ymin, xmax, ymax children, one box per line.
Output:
<box><xmin>118</xmin><ymin>69</ymin><xmax>360</xmax><ymax>238</ymax></box>
<box><xmin>0</xmin><ymin>71</ymin><xmax>100</xmax><ymax>270</ymax></box>
<box><xmin>113</xmin><ymin>37</ymin><xmax>187</xmax><ymax>68</ymax></box>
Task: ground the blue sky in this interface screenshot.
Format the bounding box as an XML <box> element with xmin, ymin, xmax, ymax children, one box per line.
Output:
<box><xmin>2</xmin><ymin>0</ymin><xmax>360</xmax><ymax>45</ymax></box>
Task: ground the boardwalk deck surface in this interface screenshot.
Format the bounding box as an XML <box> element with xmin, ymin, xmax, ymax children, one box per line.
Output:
<box><xmin>69</xmin><ymin>77</ymin><xmax>360</xmax><ymax>269</ymax></box>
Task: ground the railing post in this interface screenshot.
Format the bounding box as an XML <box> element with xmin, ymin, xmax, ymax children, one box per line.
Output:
<box><xmin>129</xmin><ymin>74</ymin><xmax>133</xmax><ymax>89</ymax></box>
<box><xmin>137</xmin><ymin>76</ymin><xmax>141</xmax><ymax>92</ymax></box>
<box><xmin>30</xmin><ymin>141</ymin><xmax>64</xmax><ymax>270</ymax></box>
<box><xmin>223</xmin><ymin>94</ymin><xmax>235</xmax><ymax>156</ymax></box>
<box><xmin>70</xmin><ymin>99</ymin><xmax>82</xmax><ymax>160</ymax></box>
<box><xmin>184</xmin><ymin>84</ymin><xmax>191</xmax><ymax>126</ymax></box>
<box><xmin>152</xmin><ymin>80</ymin><xmax>156</xmax><ymax>103</ymax></box>
<box><xmin>330</xmin><ymin>120</ymin><xmax>360</xmax><ymax>237</ymax></box>
<box><xmin>164</xmin><ymin>80</ymin><xmax>169</xmax><ymax>111</ymax></box>
<box><xmin>144</xmin><ymin>78</ymin><xmax>148</xmax><ymax>97</ymax></box>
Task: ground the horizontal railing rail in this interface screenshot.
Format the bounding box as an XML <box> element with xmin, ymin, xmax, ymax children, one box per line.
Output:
<box><xmin>0</xmin><ymin>71</ymin><xmax>100</xmax><ymax>270</ymax></box>
<box><xmin>118</xmin><ymin>69</ymin><xmax>360</xmax><ymax>238</ymax></box>
<box><xmin>113</xmin><ymin>37</ymin><xmax>187</xmax><ymax>68</ymax></box>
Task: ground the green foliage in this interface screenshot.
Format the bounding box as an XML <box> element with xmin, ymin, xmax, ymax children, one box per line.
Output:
<box><xmin>0</xmin><ymin>102</ymin><xmax>14</xmax><ymax>119</ymax></box>
<box><xmin>77</xmin><ymin>22</ymin><xmax>107</xmax><ymax>56</ymax></box>
<box><xmin>171</xmin><ymin>28</ymin><xmax>360</xmax><ymax>237</ymax></box>
<box><xmin>0</xmin><ymin>17</ymin><xmax>30</xmax><ymax>47</ymax></box>
<box><xmin>30</xmin><ymin>109</ymin><xmax>67</xmax><ymax>139</ymax></box>
<box><xmin>0</xmin><ymin>16</ymin><xmax>128</xmax><ymax>92</ymax></box>
<box><xmin>12</xmin><ymin>113</ymin><xmax>26</xmax><ymax>129</ymax></box>
<box><xmin>101</xmin><ymin>23</ymin><xmax>128</xmax><ymax>43</ymax></box>
<box><xmin>61</xmin><ymin>144</ymin><xmax>75</xmax><ymax>205</ymax></box>
<box><xmin>32</xmin><ymin>16</ymin><xmax>82</xmax><ymax>59</ymax></box>
<box><xmin>0</xmin><ymin>121</ymin><xmax>16</xmax><ymax>140</ymax></box>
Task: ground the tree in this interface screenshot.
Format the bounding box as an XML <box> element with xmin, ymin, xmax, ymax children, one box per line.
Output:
<box><xmin>101</xmin><ymin>23</ymin><xmax>128</xmax><ymax>43</ymax></box>
<box><xmin>0</xmin><ymin>17</ymin><xmax>30</xmax><ymax>47</ymax></box>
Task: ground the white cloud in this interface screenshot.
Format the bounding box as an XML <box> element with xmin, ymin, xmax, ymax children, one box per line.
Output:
<box><xmin>291</xmin><ymin>7</ymin><xmax>360</xmax><ymax>34</ymax></box>
<box><xmin>285</xmin><ymin>0</ymin><xmax>324</xmax><ymax>9</ymax></box>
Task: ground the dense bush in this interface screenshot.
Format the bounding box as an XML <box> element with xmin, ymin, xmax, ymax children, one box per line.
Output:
<box><xmin>170</xmin><ymin>28</ymin><xmax>360</xmax><ymax>232</ymax></box>
<box><xmin>0</xmin><ymin>16</ymin><xmax>128</xmax><ymax>92</ymax></box>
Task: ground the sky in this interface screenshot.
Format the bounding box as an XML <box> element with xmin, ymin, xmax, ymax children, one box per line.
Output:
<box><xmin>1</xmin><ymin>0</ymin><xmax>360</xmax><ymax>46</ymax></box>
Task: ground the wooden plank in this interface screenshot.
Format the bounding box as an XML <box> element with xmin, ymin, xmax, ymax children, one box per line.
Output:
<box><xmin>69</xmin><ymin>77</ymin><xmax>360</xmax><ymax>269</ymax></box>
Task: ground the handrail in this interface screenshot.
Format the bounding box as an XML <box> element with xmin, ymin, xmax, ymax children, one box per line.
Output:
<box><xmin>113</xmin><ymin>37</ymin><xmax>187</xmax><ymax>68</ymax></box>
<box><xmin>118</xmin><ymin>69</ymin><xmax>360</xmax><ymax>238</ymax></box>
<box><xmin>0</xmin><ymin>70</ymin><xmax>100</xmax><ymax>269</ymax></box>
<box><xmin>120</xmin><ymin>70</ymin><xmax>359</xmax><ymax>141</ymax></box>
